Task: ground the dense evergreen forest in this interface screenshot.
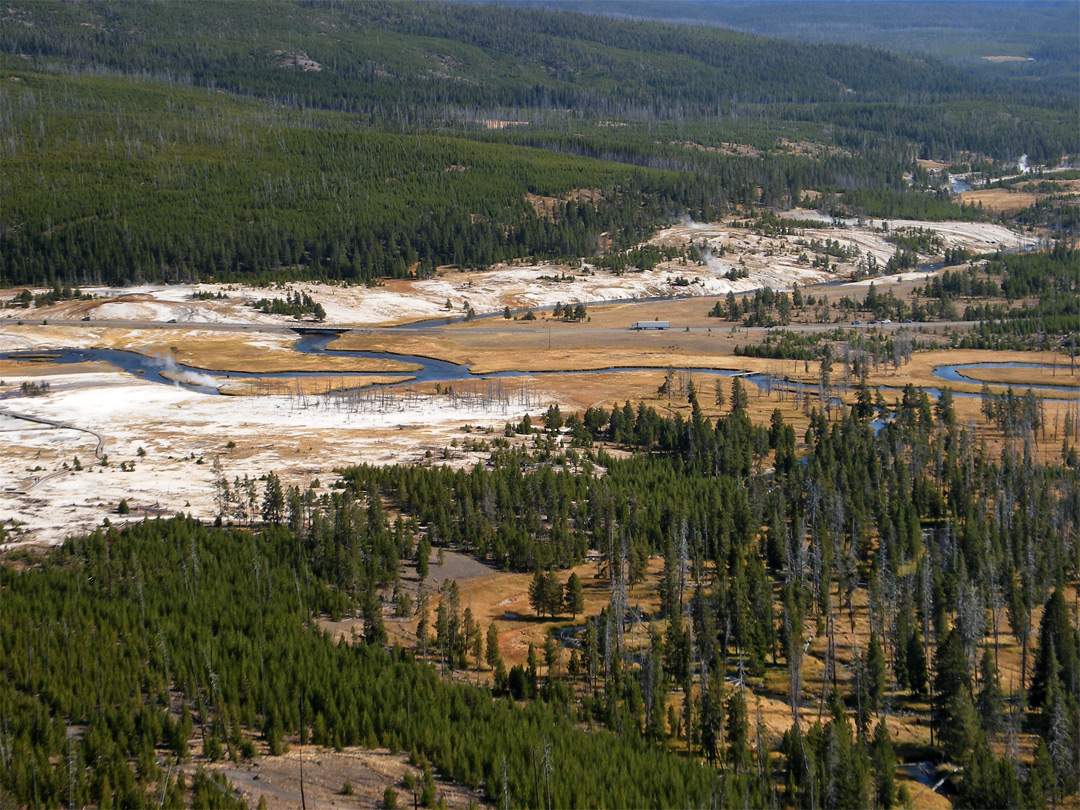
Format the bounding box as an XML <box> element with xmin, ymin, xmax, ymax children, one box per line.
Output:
<box><xmin>3</xmin><ymin>387</ymin><xmax>1078</xmax><ymax>807</ymax></box>
<box><xmin>1</xmin><ymin>0</ymin><xmax>1075</xmax><ymax>286</ymax></box>
<box><xmin>504</xmin><ymin>1</ymin><xmax>1080</xmax><ymax>94</ymax></box>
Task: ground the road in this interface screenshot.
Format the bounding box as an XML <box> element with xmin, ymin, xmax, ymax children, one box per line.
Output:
<box><xmin>0</xmin><ymin>317</ymin><xmax>296</xmax><ymax>334</ymax></box>
<box><xmin>0</xmin><ymin>316</ymin><xmax>980</xmax><ymax>338</ymax></box>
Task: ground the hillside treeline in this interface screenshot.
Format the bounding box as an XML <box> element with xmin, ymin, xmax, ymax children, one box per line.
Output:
<box><xmin>1</xmin><ymin>0</ymin><xmax>1076</xmax><ymax>286</ymax></box>
<box><xmin>4</xmin><ymin>0</ymin><xmax>1070</xmax><ymax>160</ymax></box>
<box><xmin>0</xmin><ymin>68</ymin><xmax>997</xmax><ymax>288</ymax></box>
<box><xmin>515</xmin><ymin>1</ymin><xmax>1079</xmax><ymax>98</ymax></box>
<box><xmin>3</xmin><ymin>1</ymin><xmax>1055</xmax><ymax>116</ymax></box>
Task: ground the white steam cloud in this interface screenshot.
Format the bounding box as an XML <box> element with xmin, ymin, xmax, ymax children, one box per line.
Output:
<box><xmin>154</xmin><ymin>355</ymin><xmax>221</xmax><ymax>389</ymax></box>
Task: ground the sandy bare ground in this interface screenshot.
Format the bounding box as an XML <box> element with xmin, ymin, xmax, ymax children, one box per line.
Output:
<box><xmin>205</xmin><ymin>746</ymin><xmax>484</xmax><ymax>810</ymax></box>
<box><xmin>753</xmin><ymin>213</ymin><xmax>1035</xmax><ymax>258</ymax></box>
<box><xmin>0</xmin><ymin>366</ymin><xmax>560</xmax><ymax>547</ymax></box>
<box><xmin>13</xmin><ymin>214</ymin><xmax>1035</xmax><ymax>328</ymax></box>
<box><xmin>15</xmin><ymin>260</ymin><xmax>822</xmax><ymax>329</ymax></box>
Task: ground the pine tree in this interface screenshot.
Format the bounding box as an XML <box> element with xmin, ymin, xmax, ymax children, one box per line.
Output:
<box><xmin>866</xmin><ymin>632</ymin><xmax>887</xmax><ymax>715</ymax></box>
<box><xmin>870</xmin><ymin>720</ymin><xmax>896</xmax><ymax>809</ymax></box>
<box><xmin>726</xmin><ymin>690</ymin><xmax>751</xmax><ymax>775</ymax></box>
<box><xmin>543</xmin><ymin>572</ymin><xmax>564</xmax><ymax>618</ymax></box>
<box><xmin>529</xmin><ymin>570</ymin><xmax>548</xmax><ymax>617</ymax></box>
<box><xmin>363</xmin><ymin>587</ymin><xmax>387</xmax><ymax>646</ymax></box>
<box><xmin>563</xmin><ymin>572</ymin><xmax>584</xmax><ymax>619</ymax></box>
<box><xmin>1040</xmin><ymin>640</ymin><xmax>1079</xmax><ymax>796</ymax></box>
<box><xmin>1031</xmin><ymin>739</ymin><xmax>1055</xmax><ymax>806</ymax></box>
<box><xmin>486</xmin><ymin>622</ymin><xmax>505</xmax><ymax>685</ymax></box>
<box><xmin>416</xmin><ymin>538</ymin><xmax>430</xmax><ymax>583</ymax></box>
<box><xmin>543</xmin><ymin>632</ymin><xmax>559</xmax><ymax>681</ymax></box>
<box><xmin>731</xmin><ymin>378</ymin><xmax>749</xmax><ymax>414</ymax></box>
<box><xmin>905</xmin><ymin>628</ymin><xmax>927</xmax><ymax>697</ymax></box>
<box><xmin>976</xmin><ymin>646</ymin><xmax>1004</xmax><ymax>734</ymax></box>
<box><xmin>647</xmin><ymin>675</ymin><xmax>668</xmax><ymax>741</ymax></box>
<box><xmin>699</xmin><ymin>670</ymin><xmax>724</xmax><ymax>766</ymax></box>
<box><xmin>1031</xmin><ymin>589</ymin><xmax>1079</xmax><ymax>710</ymax></box>
<box><xmin>261</xmin><ymin>472</ymin><xmax>284</xmax><ymax>524</ymax></box>
<box><xmin>932</xmin><ymin>629</ymin><xmax>969</xmax><ymax>745</ymax></box>
<box><xmin>942</xmin><ymin>689</ymin><xmax>980</xmax><ymax>763</ymax></box>
<box><xmin>526</xmin><ymin>644</ymin><xmax>539</xmax><ymax>696</ymax></box>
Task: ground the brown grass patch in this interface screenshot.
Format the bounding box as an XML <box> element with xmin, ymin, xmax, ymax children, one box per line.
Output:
<box><xmin>525</xmin><ymin>188</ymin><xmax>602</xmax><ymax>220</ymax></box>
<box><xmin>954</xmin><ymin>364</ymin><xmax>1080</xmax><ymax>388</ymax></box>
<box><xmin>777</xmin><ymin>138</ymin><xmax>852</xmax><ymax>159</ymax></box>
<box><xmin>670</xmin><ymin>140</ymin><xmax>762</xmax><ymax>158</ymax></box>
<box><xmin>335</xmin><ymin>320</ymin><xmax>806</xmax><ymax>376</ymax></box>
<box><xmin>206</xmin><ymin>745</ymin><xmax>482</xmax><ymax>810</ymax></box>
<box><xmin>217</xmin><ymin>375</ymin><xmax>413</xmax><ymax>396</ymax></box>
<box><xmin>959</xmin><ymin>188</ymin><xmax>1038</xmax><ymax>214</ymax></box>
<box><xmin>864</xmin><ymin>349</ymin><xmax>1079</xmax><ymax>398</ymax></box>
<box><xmin>159</xmin><ymin>337</ymin><xmax>418</xmax><ymax>375</ymax></box>
<box><xmin>0</xmin><ymin>359</ymin><xmax>114</xmax><ymax>378</ymax></box>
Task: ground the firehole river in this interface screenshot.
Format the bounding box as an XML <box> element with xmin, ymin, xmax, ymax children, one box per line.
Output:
<box><xmin>2</xmin><ymin>334</ymin><xmax>1076</xmax><ymax>402</ymax></box>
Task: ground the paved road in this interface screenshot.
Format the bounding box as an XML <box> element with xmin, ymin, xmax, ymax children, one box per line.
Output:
<box><xmin>0</xmin><ymin>317</ymin><xmax>295</xmax><ymax>334</ymax></box>
<box><xmin>0</xmin><ymin>316</ymin><xmax>980</xmax><ymax>338</ymax></box>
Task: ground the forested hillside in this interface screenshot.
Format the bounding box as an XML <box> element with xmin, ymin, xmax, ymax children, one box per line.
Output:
<box><xmin>503</xmin><ymin>0</ymin><xmax>1080</xmax><ymax>95</ymax></box>
<box><xmin>1</xmin><ymin>0</ymin><xmax>1075</xmax><ymax>286</ymax></box>
<box><xmin>2</xmin><ymin>390</ymin><xmax>1078</xmax><ymax>807</ymax></box>
<box><xmin>0</xmin><ymin>1</ymin><xmax>1032</xmax><ymax>112</ymax></box>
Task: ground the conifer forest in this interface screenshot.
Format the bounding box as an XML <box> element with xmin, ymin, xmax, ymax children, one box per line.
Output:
<box><xmin>0</xmin><ymin>1</ymin><xmax>1078</xmax><ymax>808</ymax></box>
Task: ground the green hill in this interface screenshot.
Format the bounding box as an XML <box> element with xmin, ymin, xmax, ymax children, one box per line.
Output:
<box><xmin>0</xmin><ymin>0</ymin><xmax>1074</xmax><ymax>286</ymax></box>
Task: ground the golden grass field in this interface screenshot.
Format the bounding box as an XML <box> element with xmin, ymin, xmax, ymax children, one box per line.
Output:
<box><xmin>953</xmin><ymin>364</ymin><xmax>1080</xmax><ymax>388</ymax></box>
<box><xmin>217</xmin><ymin>374</ymin><xmax>414</xmax><ymax>396</ymax></box>
<box><xmin>863</xmin><ymin>349</ymin><xmax>1079</xmax><ymax>396</ymax></box>
<box><xmin>960</xmin><ymin>178</ymin><xmax>1079</xmax><ymax>215</ymax></box>
<box><xmin>0</xmin><ymin>358</ymin><xmax>115</xmax><ymax>378</ymax></box>
<box><xmin>960</xmin><ymin>189</ymin><xmax>1039</xmax><ymax>214</ymax></box>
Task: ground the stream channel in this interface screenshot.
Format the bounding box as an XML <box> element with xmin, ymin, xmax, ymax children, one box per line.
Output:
<box><xmin>2</xmin><ymin>336</ymin><xmax>1076</xmax><ymax>400</ymax></box>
